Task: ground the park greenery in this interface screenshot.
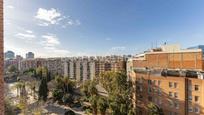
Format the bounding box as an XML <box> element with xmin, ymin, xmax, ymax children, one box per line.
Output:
<box><xmin>5</xmin><ymin>65</ymin><xmax>164</xmax><ymax>115</ymax></box>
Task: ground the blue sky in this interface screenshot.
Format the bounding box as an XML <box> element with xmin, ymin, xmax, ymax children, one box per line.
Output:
<box><xmin>4</xmin><ymin>0</ymin><xmax>204</xmax><ymax>57</ymax></box>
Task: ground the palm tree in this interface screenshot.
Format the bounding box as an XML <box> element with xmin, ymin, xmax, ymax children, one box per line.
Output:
<box><xmin>62</xmin><ymin>77</ymin><xmax>69</xmax><ymax>93</ymax></box>
<box><xmin>98</xmin><ymin>97</ymin><xmax>108</xmax><ymax>115</ymax></box>
<box><xmin>148</xmin><ymin>103</ymin><xmax>164</xmax><ymax>115</ymax></box>
<box><xmin>13</xmin><ymin>81</ymin><xmax>24</xmax><ymax>97</ymax></box>
<box><xmin>27</xmin><ymin>80</ymin><xmax>37</xmax><ymax>99</ymax></box>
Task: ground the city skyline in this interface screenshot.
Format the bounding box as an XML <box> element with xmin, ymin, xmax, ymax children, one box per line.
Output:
<box><xmin>4</xmin><ymin>0</ymin><xmax>204</xmax><ymax>58</ymax></box>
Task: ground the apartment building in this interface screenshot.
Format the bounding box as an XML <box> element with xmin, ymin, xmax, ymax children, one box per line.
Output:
<box><xmin>20</xmin><ymin>58</ymin><xmax>64</xmax><ymax>76</ymax></box>
<box><xmin>128</xmin><ymin>44</ymin><xmax>204</xmax><ymax>115</ymax></box>
<box><xmin>19</xmin><ymin>56</ymin><xmax>126</xmax><ymax>81</ymax></box>
<box><xmin>75</xmin><ymin>59</ymin><xmax>82</xmax><ymax>81</ymax></box>
<box><xmin>89</xmin><ymin>61</ymin><xmax>95</xmax><ymax>80</ymax></box>
<box><xmin>63</xmin><ymin>56</ymin><xmax>126</xmax><ymax>81</ymax></box>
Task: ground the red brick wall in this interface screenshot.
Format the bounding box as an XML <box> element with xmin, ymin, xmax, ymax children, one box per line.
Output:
<box><xmin>133</xmin><ymin>52</ymin><xmax>203</xmax><ymax>70</ymax></box>
<box><xmin>0</xmin><ymin>0</ymin><xmax>4</xmax><ymax>114</ymax></box>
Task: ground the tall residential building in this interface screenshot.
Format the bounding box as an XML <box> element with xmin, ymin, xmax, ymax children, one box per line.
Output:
<box><xmin>89</xmin><ymin>61</ymin><xmax>96</xmax><ymax>80</ymax></box>
<box><xmin>19</xmin><ymin>56</ymin><xmax>126</xmax><ymax>81</ymax></box>
<box><xmin>128</xmin><ymin>44</ymin><xmax>204</xmax><ymax>115</ymax></box>
<box><xmin>26</xmin><ymin>52</ymin><xmax>34</xmax><ymax>59</ymax></box>
<box><xmin>75</xmin><ymin>59</ymin><xmax>82</xmax><ymax>81</ymax></box>
<box><xmin>82</xmin><ymin>60</ymin><xmax>88</xmax><ymax>80</ymax></box>
<box><xmin>62</xmin><ymin>56</ymin><xmax>126</xmax><ymax>81</ymax></box>
<box><xmin>69</xmin><ymin>60</ymin><xmax>75</xmax><ymax>79</ymax></box>
<box><xmin>4</xmin><ymin>50</ymin><xmax>15</xmax><ymax>60</ymax></box>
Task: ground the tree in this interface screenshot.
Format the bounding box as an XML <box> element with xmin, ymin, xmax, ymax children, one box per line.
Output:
<box><xmin>81</xmin><ymin>80</ymin><xmax>92</xmax><ymax>97</ymax></box>
<box><xmin>27</xmin><ymin>80</ymin><xmax>37</xmax><ymax>99</ymax></box>
<box><xmin>88</xmin><ymin>81</ymin><xmax>97</xmax><ymax>96</ymax></box>
<box><xmin>99</xmin><ymin>71</ymin><xmax>131</xmax><ymax>115</ymax></box>
<box><xmin>13</xmin><ymin>82</ymin><xmax>23</xmax><ymax>97</ymax></box>
<box><xmin>89</xmin><ymin>95</ymin><xmax>98</xmax><ymax>115</ymax></box>
<box><xmin>148</xmin><ymin>103</ymin><xmax>164</xmax><ymax>115</ymax></box>
<box><xmin>98</xmin><ymin>97</ymin><xmax>108</xmax><ymax>115</ymax></box>
<box><xmin>8</xmin><ymin>65</ymin><xmax>17</xmax><ymax>73</ymax></box>
<box><xmin>38</xmin><ymin>78</ymin><xmax>48</xmax><ymax>101</ymax></box>
<box><xmin>36</xmin><ymin>67</ymin><xmax>42</xmax><ymax>79</ymax></box>
<box><xmin>52</xmin><ymin>89</ymin><xmax>63</xmax><ymax>101</ymax></box>
<box><xmin>5</xmin><ymin>97</ymin><xmax>16</xmax><ymax>115</ymax></box>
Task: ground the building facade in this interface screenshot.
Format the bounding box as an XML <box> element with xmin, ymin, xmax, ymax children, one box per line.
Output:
<box><xmin>62</xmin><ymin>56</ymin><xmax>127</xmax><ymax>81</ymax></box>
<box><xmin>19</xmin><ymin>56</ymin><xmax>126</xmax><ymax>81</ymax></box>
<box><xmin>26</xmin><ymin>52</ymin><xmax>34</xmax><ymax>59</ymax></box>
<box><xmin>4</xmin><ymin>50</ymin><xmax>15</xmax><ymax>60</ymax></box>
<box><xmin>129</xmin><ymin>44</ymin><xmax>204</xmax><ymax>115</ymax></box>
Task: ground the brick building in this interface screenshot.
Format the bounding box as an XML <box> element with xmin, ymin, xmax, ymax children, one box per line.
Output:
<box><xmin>128</xmin><ymin>44</ymin><xmax>204</xmax><ymax>115</ymax></box>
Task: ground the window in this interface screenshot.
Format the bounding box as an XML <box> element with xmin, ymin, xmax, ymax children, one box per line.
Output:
<box><xmin>169</xmin><ymin>101</ymin><xmax>173</xmax><ymax>108</ymax></box>
<box><xmin>139</xmin><ymin>86</ymin><xmax>143</xmax><ymax>92</ymax></box>
<box><xmin>154</xmin><ymin>98</ymin><xmax>158</xmax><ymax>103</ymax></box>
<box><xmin>174</xmin><ymin>82</ymin><xmax>177</xmax><ymax>88</ymax></box>
<box><xmin>139</xmin><ymin>78</ymin><xmax>143</xmax><ymax>84</ymax></box>
<box><xmin>158</xmin><ymin>99</ymin><xmax>162</xmax><ymax>105</ymax></box>
<box><xmin>139</xmin><ymin>95</ymin><xmax>143</xmax><ymax>99</ymax></box>
<box><xmin>195</xmin><ymin>96</ymin><xmax>199</xmax><ymax>103</ymax></box>
<box><xmin>153</xmin><ymin>88</ymin><xmax>157</xmax><ymax>93</ymax></box>
<box><xmin>137</xmin><ymin>86</ymin><xmax>143</xmax><ymax>92</ymax></box>
<box><xmin>158</xmin><ymin>88</ymin><xmax>162</xmax><ymax>96</ymax></box>
<box><xmin>148</xmin><ymin>87</ymin><xmax>152</xmax><ymax>93</ymax></box>
<box><xmin>148</xmin><ymin>80</ymin><xmax>152</xmax><ymax>85</ymax></box>
<box><xmin>174</xmin><ymin>92</ymin><xmax>178</xmax><ymax>98</ymax></box>
<box><xmin>188</xmin><ymin>95</ymin><xmax>192</xmax><ymax>101</ymax></box>
<box><xmin>169</xmin><ymin>82</ymin><xmax>173</xmax><ymax>88</ymax></box>
<box><xmin>188</xmin><ymin>85</ymin><xmax>192</xmax><ymax>91</ymax></box>
<box><xmin>174</xmin><ymin>102</ymin><xmax>179</xmax><ymax>109</ymax></box>
<box><xmin>195</xmin><ymin>85</ymin><xmax>199</xmax><ymax>91</ymax></box>
<box><xmin>158</xmin><ymin>80</ymin><xmax>161</xmax><ymax>86</ymax></box>
<box><xmin>169</xmin><ymin>92</ymin><xmax>173</xmax><ymax>97</ymax></box>
<box><xmin>148</xmin><ymin>96</ymin><xmax>152</xmax><ymax>102</ymax></box>
<box><xmin>195</xmin><ymin>107</ymin><xmax>200</xmax><ymax>114</ymax></box>
<box><xmin>188</xmin><ymin>106</ymin><xmax>193</xmax><ymax>112</ymax></box>
<box><xmin>153</xmin><ymin>80</ymin><xmax>156</xmax><ymax>85</ymax></box>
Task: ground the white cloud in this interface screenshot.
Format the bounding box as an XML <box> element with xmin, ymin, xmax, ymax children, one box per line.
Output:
<box><xmin>35</xmin><ymin>8</ymin><xmax>81</xmax><ymax>27</ymax></box>
<box><xmin>6</xmin><ymin>5</ymin><xmax>14</xmax><ymax>9</ymax></box>
<box><xmin>26</xmin><ymin>30</ymin><xmax>33</xmax><ymax>34</ymax></box>
<box><xmin>15</xmin><ymin>29</ymin><xmax>36</xmax><ymax>41</ymax></box>
<box><xmin>15</xmin><ymin>33</ymin><xmax>36</xmax><ymax>40</ymax></box>
<box><xmin>41</xmin><ymin>34</ymin><xmax>70</xmax><ymax>56</ymax></box>
<box><xmin>41</xmin><ymin>34</ymin><xmax>60</xmax><ymax>47</ymax></box>
<box><xmin>35</xmin><ymin>8</ymin><xmax>61</xmax><ymax>26</ymax></box>
<box><xmin>62</xmin><ymin>17</ymin><xmax>81</xmax><ymax>28</ymax></box>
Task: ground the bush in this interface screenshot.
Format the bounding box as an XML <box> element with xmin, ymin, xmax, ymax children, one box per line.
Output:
<box><xmin>64</xmin><ymin>110</ymin><xmax>75</xmax><ymax>115</ymax></box>
<box><xmin>52</xmin><ymin>89</ymin><xmax>63</xmax><ymax>101</ymax></box>
<box><xmin>62</xmin><ymin>94</ymin><xmax>73</xmax><ymax>104</ymax></box>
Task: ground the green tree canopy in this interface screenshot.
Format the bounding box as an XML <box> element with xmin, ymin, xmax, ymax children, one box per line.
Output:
<box><xmin>148</xmin><ymin>103</ymin><xmax>164</xmax><ymax>115</ymax></box>
<box><xmin>38</xmin><ymin>77</ymin><xmax>48</xmax><ymax>101</ymax></box>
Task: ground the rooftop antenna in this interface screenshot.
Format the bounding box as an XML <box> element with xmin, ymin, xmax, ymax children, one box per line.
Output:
<box><xmin>156</xmin><ymin>41</ymin><xmax>157</xmax><ymax>48</ymax></box>
<box><xmin>151</xmin><ymin>42</ymin><xmax>153</xmax><ymax>49</ymax></box>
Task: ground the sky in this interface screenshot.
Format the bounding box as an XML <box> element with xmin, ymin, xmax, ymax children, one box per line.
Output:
<box><xmin>4</xmin><ymin>0</ymin><xmax>204</xmax><ymax>58</ymax></box>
